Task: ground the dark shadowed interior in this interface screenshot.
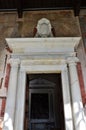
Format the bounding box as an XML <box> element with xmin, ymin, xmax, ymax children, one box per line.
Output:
<box><xmin>24</xmin><ymin>73</ymin><xmax>65</xmax><ymax>130</ymax></box>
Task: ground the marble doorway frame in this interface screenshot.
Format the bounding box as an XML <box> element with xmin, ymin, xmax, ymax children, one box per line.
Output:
<box><xmin>14</xmin><ymin>59</ymin><xmax>73</xmax><ymax>130</ymax></box>
<box><xmin>3</xmin><ymin>37</ymin><xmax>86</xmax><ymax>130</ymax></box>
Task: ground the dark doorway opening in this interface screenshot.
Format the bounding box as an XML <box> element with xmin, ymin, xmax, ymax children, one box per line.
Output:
<box><xmin>31</xmin><ymin>93</ymin><xmax>49</xmax><ymax>119</ymax></box>
<box><xmin>24</xmin><ymin>73</ymin><xmax>65</xmax><ymax>130</ymax></box>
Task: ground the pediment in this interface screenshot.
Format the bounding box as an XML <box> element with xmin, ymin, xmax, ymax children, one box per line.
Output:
<box><xmin>29</xmin><ymin>78</ymin><xmax>56</xmax><ymax>88</ymax></box>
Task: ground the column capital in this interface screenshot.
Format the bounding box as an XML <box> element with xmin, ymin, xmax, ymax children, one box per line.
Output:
<box><xmin>8</xmin><ymin>58</ymin><xmax>20</xmax><ymax>67</ymax></box>
<box><xmin>67</xmin><ymin>57</ymin><xmax>79</xmax><ymax>66</ymax></box>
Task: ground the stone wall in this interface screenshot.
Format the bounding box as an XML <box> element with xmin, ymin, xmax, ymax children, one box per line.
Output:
<box><xmin>79</xmin><ymin>9</ymin><xmax>86</xmax><ymax>52</ymax></box>
<box><xmin>0</xmin><ymin>10</ymin><xmax>86</xmax><ymax>129</ymax></box>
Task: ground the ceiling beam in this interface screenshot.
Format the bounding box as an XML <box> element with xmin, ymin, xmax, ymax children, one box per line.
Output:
<box><xmin>72</xmin><ymin>0</ymin><xmax>81</xmax><ymax>16</ymax></box>
<box><xmin>16</xmin><ymin>0</ymin><xmax>23</xmax><ymax>18</ymax></box>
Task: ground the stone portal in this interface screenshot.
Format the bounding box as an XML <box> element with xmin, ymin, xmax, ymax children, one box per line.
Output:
<box><xmin>2</xmin><ymin>37</ymin><xmax>86</xmax><ymax>130</ymax></box>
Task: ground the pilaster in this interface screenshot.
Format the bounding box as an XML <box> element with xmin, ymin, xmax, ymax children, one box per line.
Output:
<box><xmin>14</xmin><ymin>69</ymin><xmax>26</xmax><ymax>130</ymax></box>
<box><xmin>67</xmin><ymin>57</ymin><xmax>86</xmax><ymax>130</ymax></box>
<box><xmin>3</xmin><ymin>59</ymin><xmax>20</xmax><ymax>130</ymax></box>
<box><xmin>61</xmin><ymin>64</ymin><xmax>73</xmax><ymax>130</ymax></box>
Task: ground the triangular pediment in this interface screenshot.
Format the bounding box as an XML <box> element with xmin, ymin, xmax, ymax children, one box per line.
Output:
<box><xmin>29</xmin><ymin>78</ymin><xmax>55</xmax><ymax>88</ymax></box>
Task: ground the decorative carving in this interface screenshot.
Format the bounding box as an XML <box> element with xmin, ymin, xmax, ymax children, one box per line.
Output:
<box><xmin>8</xmin><ymin>58</ymin><xmax>20</xmax><ymax>67</ymax></box>
<box><xmin>67</xmin><ymin>57</ymin><xmax>79</xmax><ymax>65</ymax></box>
<box><xmin>34</xmin><ymin>18</ymin><xmax>55</xmax><ymax>37</ymax></box>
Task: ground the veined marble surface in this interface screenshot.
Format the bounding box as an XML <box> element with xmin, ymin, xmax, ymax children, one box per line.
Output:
<box><xmin>6</xmin><ymin>37</ymin><xmax>81</xmax><ymax>55</ymax></box>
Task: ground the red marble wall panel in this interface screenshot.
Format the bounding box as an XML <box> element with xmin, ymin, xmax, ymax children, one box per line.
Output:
<box><xmin>77</xmin><ymin>62</ymin><xmax>86</xmax><ymax>106</ymax></box>
<box><xmin>0</xmin><ymin>98</ymin><xmax>6</xmax><ymax>117</ymax></box>
<box><xmin>4</xmin><ymin>64</ymin><xmax>11</xmax><ymax>89</ymax></box>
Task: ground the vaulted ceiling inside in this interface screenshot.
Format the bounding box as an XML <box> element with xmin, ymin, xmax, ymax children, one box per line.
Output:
<box><xmin>0</xmin><ymin>0</ymin><xmax>86</xmax><ymax>18</ymax></box>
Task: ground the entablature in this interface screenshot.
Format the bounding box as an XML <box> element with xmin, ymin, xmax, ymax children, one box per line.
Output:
<box><xmin>6</xmin><ymin>37</ymin><xmax>81</xmax><ymax>62</ymax></box>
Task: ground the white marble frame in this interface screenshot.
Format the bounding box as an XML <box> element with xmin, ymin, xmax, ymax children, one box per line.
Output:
<box><xmin>3</xmin><ymin>57</ymin><xmax>86</xmax><ymax>130</ymax></box>
<box><xmin>4</xmin><ymin>37</ymin><xmax>86</xmax><ymax>130</ymax></box>
<box><xmin>13</xmin><ymin>60</ymin><xmax>73</xmax><ymax>130</ymax></box>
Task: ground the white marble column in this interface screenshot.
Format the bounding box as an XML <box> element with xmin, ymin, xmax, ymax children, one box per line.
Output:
<box><xmin>67</xmin><ymin>57</ymin><xmax>86</xmax><ymax>130</ymax></box>
<box><xmin>14</xmin><ymin>69</ymin><xmax>26</xmax><ymax>130</ymax></box>
<box><xmin>3</xmin><ymin>59</ymin><xmax>20</xmax><ymax>130</ymax></box>
<box><xmin>61</xmin><ymin>64</ymin><xmax>73</xmax><ymax>130</ymax></box>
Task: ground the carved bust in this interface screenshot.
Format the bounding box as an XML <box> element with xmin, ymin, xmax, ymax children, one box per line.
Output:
<box><xmin>34</xmin><ymin>18</ymin><xmax>55</xmax><ymax>37</ymax></box>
